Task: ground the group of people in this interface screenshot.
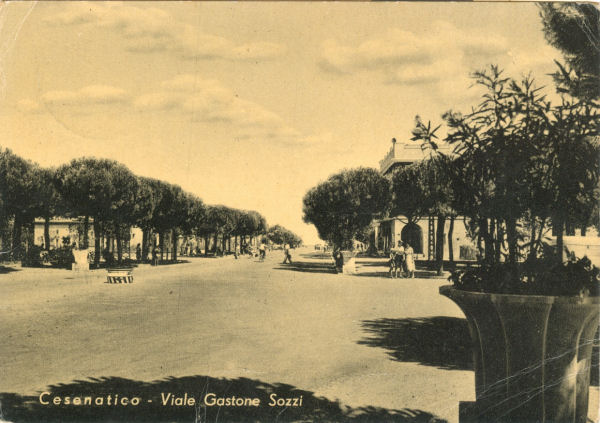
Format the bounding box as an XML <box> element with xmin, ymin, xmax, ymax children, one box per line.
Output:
<box><xmin>389</xmin><ymin>241</ymin><xmax>415</xmax><ymax>278</ymax></box>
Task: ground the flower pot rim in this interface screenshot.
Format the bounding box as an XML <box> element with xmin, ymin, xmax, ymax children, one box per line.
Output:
<box><xmin>439</xmin><ymin>284</ymin><xmax>600</xmax><ymax>305</ymax></box>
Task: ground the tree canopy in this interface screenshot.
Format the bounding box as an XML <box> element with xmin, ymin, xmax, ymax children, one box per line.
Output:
<box><xmin>303</xmin><ymin>167</ymin><xmax>390</xmax><ymax>250</ymax></box>
<box><xmin>539</xmin><ymin>3</ymin><xmax>599</xmax><ymax>101</ymax></box>
<box><xmin>267</xmin><ymin>224</ymin><xmax>302</xmax><ymax>247</ymax></box>
<box><xmin>412</xmin><ymin>65</ymin><xmax>599</xmax><ymax>266</ymax></box>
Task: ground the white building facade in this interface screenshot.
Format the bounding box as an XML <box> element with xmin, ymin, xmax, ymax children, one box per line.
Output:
<box><xmin>374</xmin><ymin>139</ymin><xmax>477</xmax><ymax>261</ymax></box>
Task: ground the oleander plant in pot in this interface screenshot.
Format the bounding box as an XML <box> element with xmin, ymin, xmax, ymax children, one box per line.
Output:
<box><xmin>412</xmin><ymin>64</ymin><xmax>599</xmax><ymax>423</ymax></box>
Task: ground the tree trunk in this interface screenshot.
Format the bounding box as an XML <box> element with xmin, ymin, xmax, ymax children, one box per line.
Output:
<box><xmin>142</xmin><ymin>229</ymin><xmax>149</xmax><ymax>262</ymax></box>
<box><xmin>555</xmin><ymin>218</ymin><xmax>565</xmax><ymax>263</ymax></box>
<box><xmin>93</xmin><ymin>219</ymin><xmax>101</xmax><ymax>266</ymax></box>
<box><xmin>480</xmin><ymin>218</ymin><xmax>493</xmax><ymax>264</ymax></box>
<box><xmin>12</xmin><ymin>214</ymin><xmax>22</xmax><ymax>259</ymax></box>
<box><xmin>204</xmin><ymin>235</ymin><xmax>210</xmax><ymax>256</ymax></box>
<box><xmin>529</xmin><ymin>218</ymin><xmax>537</xmax><ymax>262</ymax></box>
<box><xmin>24</xmin><ymin>219</ymin><xmax>34</xmax><ymax>253</ymax></box>
<box><xmin>506</xmin><ymin>216</ymin><xmax>518</xmax><ymax>267</ymax></box>
<box><xmin>44</xmin><ymin>215</ymin><xmax>51</xmax><ymax>251</ymax></box>
<box><xmin>213</xmin><ymin>232</ymin><xmax>218</xmax><ymax>254</ymax></box>
<box><xmin>536</xmin><ymin>217</ymin><xmax>547</xmax><ymax>258</ymax></box>
<box><xmin>83</xmin><ymin>216</ymin><xmax>89</xmax><ymax>249</ymax></box>
<box><xmin>172</xmin><ymin>229</ymin><xmax>178</xmax><ymax>262</ymax></box>
<box><xmin>505</xmin><ymin>216</ymin><xmax>519</xmax><ymax>282</ymax></box>
<box><xmin>448</xmin><ymin>217</ymin><xmax>455</xmax><ymax>263</ymax></box>
<box><xmin>115</xmin><ymin>227</ymin><xmax>123</xmax><ymax>263</ymax></box>
<box><xmin>490</xmin><ymin>219</ymin><xmax>497</xmax><ymax>263</ymax></box>
<box><xmin>159</xmin><ymin>232</ymin><xmax>165</xmax><ymax>260</ymax></box>
<box><xmin>493</xmin><ymin>219</ymin><xmax>503</xmax><ymax>264</ymax></box>
<box><xmin>435</xmin><ymin>215</ymin><xmax>446</xmax><ymax>275</ymax></box>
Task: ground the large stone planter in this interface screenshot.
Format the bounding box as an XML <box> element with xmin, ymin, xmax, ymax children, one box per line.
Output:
<box><xmin>341</xmin><ymin>250</ymin><xmax>356</xmax><ymax>274</ymax></box>
<box><xmin>72</xmin><ymin>248</ymin><xmax>91</xmax><ymax>272</ymax></box>
<box><xmin>440</xmin><ymin>285</ymin><xmax>599</xmax><ymax>423</ymax></box>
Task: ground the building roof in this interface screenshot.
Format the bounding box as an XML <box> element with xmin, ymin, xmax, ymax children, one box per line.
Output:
<box><xmin>379</xmin><ymin>139</ymin><xmax>451</xmax><ymax>175</ymax></box>
<box><xmin>34</xmin><ymin>217</ymin><xmax>90</xmax><ymax>224</ymax></box>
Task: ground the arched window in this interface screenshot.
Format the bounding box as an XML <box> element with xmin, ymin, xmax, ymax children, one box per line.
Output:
<box><xmin>401</xmin><ymin>222</ymin><xmax>423</xmax><ymax>254</ymax></box>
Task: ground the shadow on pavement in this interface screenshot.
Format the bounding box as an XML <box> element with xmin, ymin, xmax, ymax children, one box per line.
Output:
<box><xmin>155</xmin><ymin>260</ymin><xmax>191</xmax><ymax>266</ymax></box>
<box><xmin>358</xmin><ymin>317</ymin><xmax>473</xmax><ymax>371</ymax></box>
<box><xmin>357</xmin><ymin>261</ymin><xmax>389</xmax><ymax>267</ymax></box>
<box><xmin>273</xmin><ymin>261</ymin><xmax>337</xmax><ymax>274</ymax></box>
<box><xmin>0</xmin><ymin>375</ymin><xmax>448</xmax><ymax>422</ymax></box>
<box><xmin>299</xmin><ymin>252</ymin><xmax>332</xmax><ymax>259</ymax></box>
<box><xmin>354</xmin><ymin>270</ymin><xmax>446</xmax><ymax>279</ymax></box>
<box><xmin>0</xmin><ymin>265</ymin><xmax>21</xmax><ymax>274</ymax></box>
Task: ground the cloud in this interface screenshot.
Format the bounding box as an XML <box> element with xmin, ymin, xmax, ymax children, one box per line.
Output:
<box><xmin>318</xmin><ymin>21</ymin><xmax>563</xmax><ymax>104</ymax></box>
<box><xmin>17</xmin><ymin>99</ymin><xmax>42</xmax><ymax>113</ymax></box>
<box><xmin>132</xmin><ymin>74</ymin><xmax>343</xmax><ymax>147</ymax></box>
<box><xmin>45</xmin><ymin>3</ymin><xmax>284</xmax><ymax>62</ymax></box>
<box><xmin>25</xmin><ymin>74</ymin><xmax>328</xmax><ymax>148</ymax></box>
<box><xmin>42</xmin><ymin>85</ymin><xmax>128</xmax><ymax>106</ymax></box>
<box><xmin>133</xmin><ymin>92</ymin><xmax>182</xmax><ymax>111</ymax></box>
<box><xmin>319</xmin><ymin>22</ymin><xmax>512</xmax><ymax>88</ymax></box>
<box><xmin>133</xmin><ymin>74</ymin><xmax>299</xmax><ymax>140</ymax></box>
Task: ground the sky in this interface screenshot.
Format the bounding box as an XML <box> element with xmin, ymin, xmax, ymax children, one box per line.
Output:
<box><xmin>0</xmin><ymin>2</ymin><xmax>563</xmax><ymax>244</ymax></box>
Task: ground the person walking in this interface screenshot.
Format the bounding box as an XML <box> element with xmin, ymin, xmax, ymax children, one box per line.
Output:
<box><xmin>135</xmin><ymin>243</ymin><xmax>141</xmax><ymax>262</ymax></box>
<box><xmin>388</xmin><ymin>246</ymin><xmax>398</xmax><ymax>278</ymax></box>
<box><xmin>390</xmin><ymin>241</ymin><xmax>405</xmax><ymax>278</ymax></box>
<box><xmin>282</xmin><ymin>243</ymin><xmax>292</xmax><ymax>264</ymax></box>
<box><xmin>404</xmin><ymin>242</ymin><xmax>415</xmax><ymax>278</ymax></box>
<box><xmin>333</xmin><ymin>248</ymin><xmax>343</xmax><ymax>273</ymax></box>
<box><xmin>258</xmin><ymin>242</ymin><xmax>266</xmax><ymax>261</ymax></box>
<box><xmin>152</xmin><ymin>245</ymin><xmax>160</xmax><ymax>266</ymax></box>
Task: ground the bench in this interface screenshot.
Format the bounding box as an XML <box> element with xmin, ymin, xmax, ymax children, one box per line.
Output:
<box><xmin>106</xmin><ymin>267</ymin><xmax>134</xmax><ymax>284</ymax></box>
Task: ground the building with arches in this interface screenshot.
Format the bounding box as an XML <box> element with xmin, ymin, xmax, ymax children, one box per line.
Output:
<box><xmin>374</xmin><ymin>139</ymin><xmax>477</xmax><ymax>261</ymax></box>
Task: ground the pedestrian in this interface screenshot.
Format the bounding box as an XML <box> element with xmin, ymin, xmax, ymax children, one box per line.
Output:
<box><xmin>333</xmin><ymin>248</ymin><xmax>343</xmax><ymax>273</ymax></box>
<box><xmin>404</xmin><ymin>242</ymin><xmax>415</xmax><ymax>278</ymax></box>
<box><xmin>135</xmin><ymin>243</ymin><xmax>141</xmax><ymax>262</ymax></box>
<box><xmin>388</xmin><ymin>245</ymin><xmax>398</xmax><ymax>278</ymax></box>
<box><xmin>152</xmin><ymin>245</ymin><xmax>160</xmax><ymax>266</ymax></box>
<box><xmin>282</xmin><ymin>243</ymin><xmax>292</xmax><ymax>264</ymax></box>
<box><xmin>391</xmin><ymin>241</ymin><xmax>405</xmax><ymax>278</ymax></box>
<box><xmin>258</xmin><ymin>242</ymin><xmax>266</xmax><ymax>261</ymax></box>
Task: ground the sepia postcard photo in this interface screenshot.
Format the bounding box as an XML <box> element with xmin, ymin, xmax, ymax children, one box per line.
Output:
<box><xmin>0</xmin><ymin>2</ymin><xmax>598</xmax><ymax>422</ymax></box>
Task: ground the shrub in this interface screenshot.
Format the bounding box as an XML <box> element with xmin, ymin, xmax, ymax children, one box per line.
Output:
<box><xmin>450</xmin><ymin>256</ymin><xmax>600</xmax><ymax>297</ymax></box>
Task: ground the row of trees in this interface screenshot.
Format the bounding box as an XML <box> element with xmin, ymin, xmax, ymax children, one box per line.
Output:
<box><xmin>0</xmin><ymin>153</ymin><xmax>300</xmax><ymax>265</ymax></box>
<box><xmin>266</xmin><ymin>225</ymin><xmax>303</xmax><ymax>248</ymax></box>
